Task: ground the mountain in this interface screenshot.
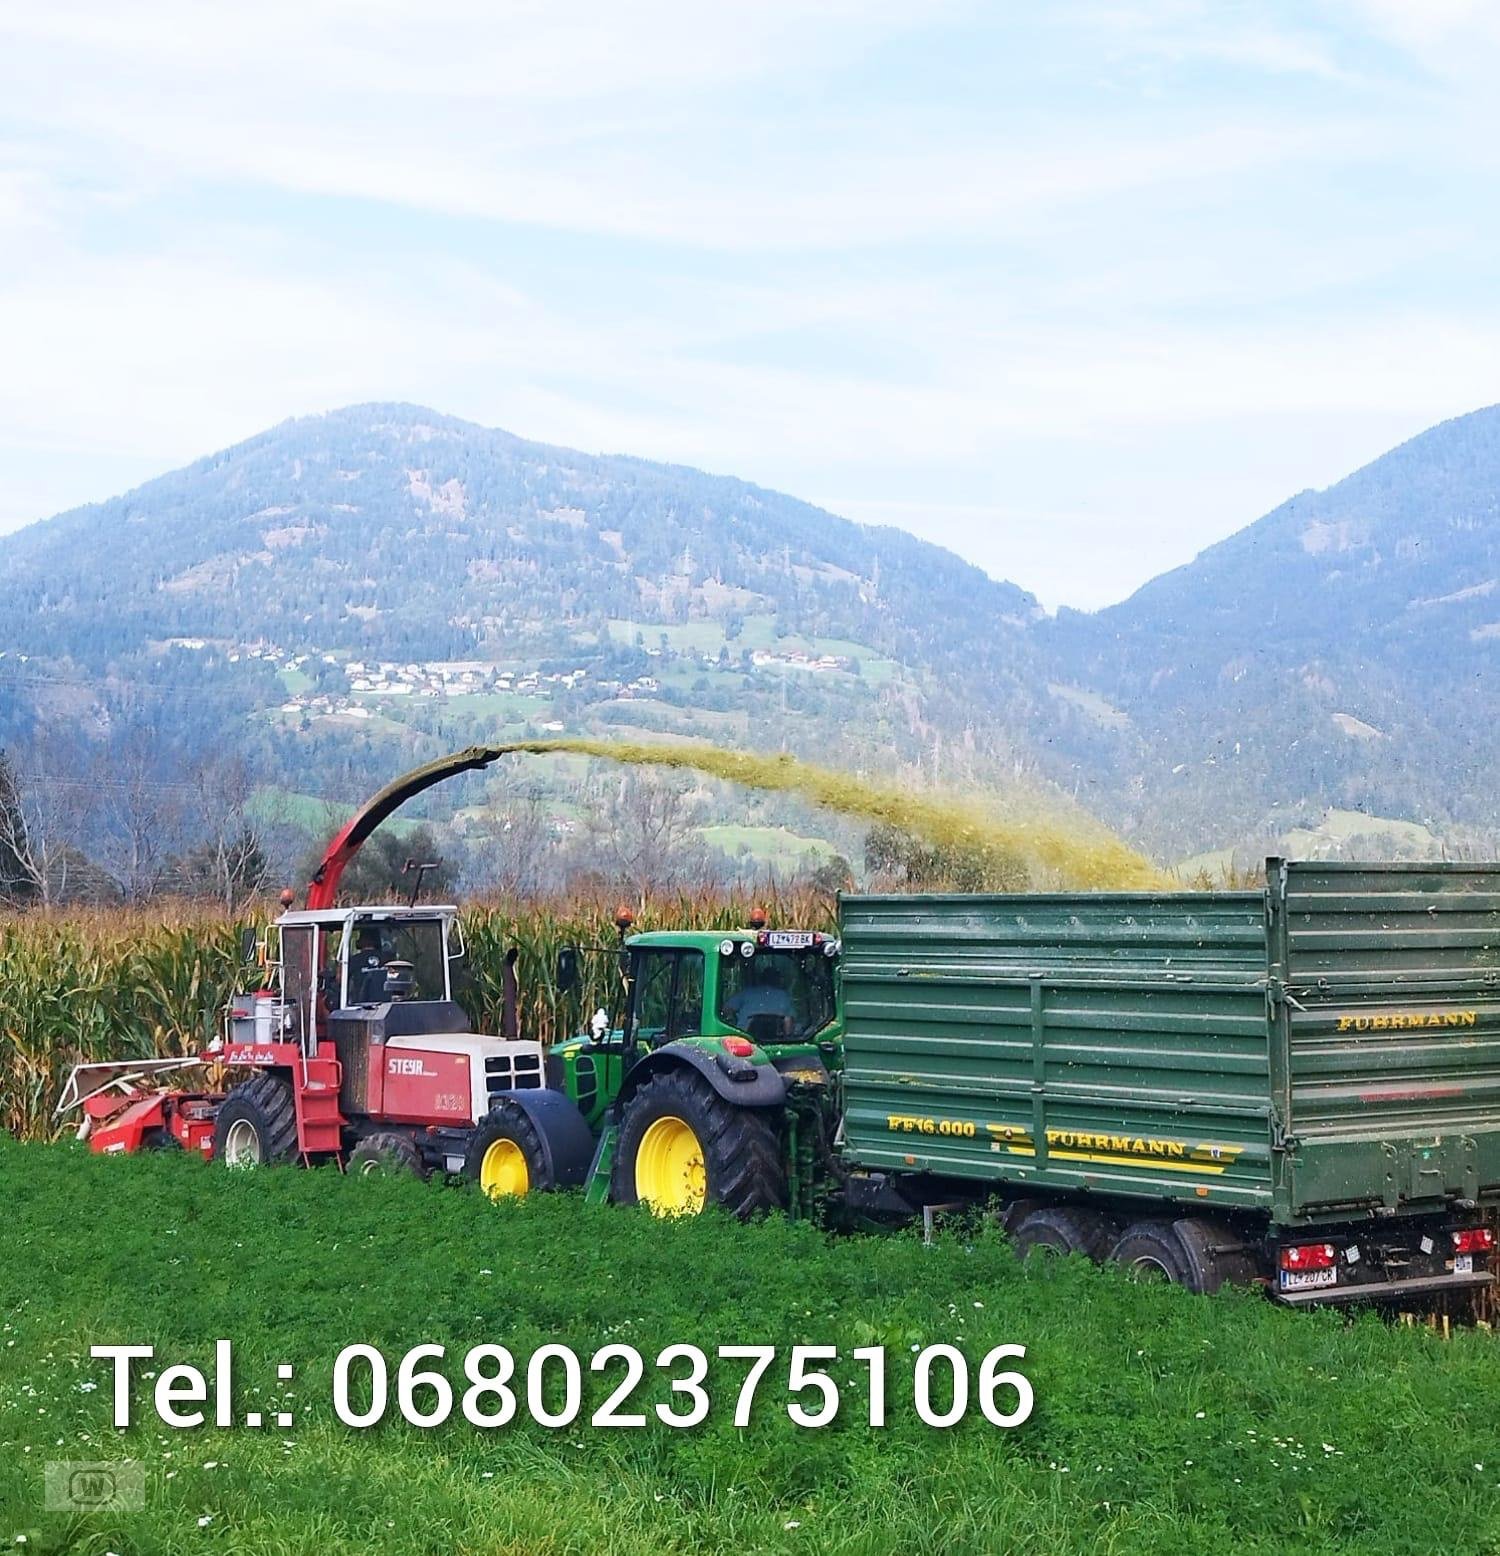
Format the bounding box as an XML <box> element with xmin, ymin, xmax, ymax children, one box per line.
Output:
<box><xmin>1044</xmin><ymin>404</ymin><xmax>1500</xmax><ymax>857</ymax></box>
<box><xmin>7</xmin><ymin>400</ymin><xmax>1500</xmax><ymax>874</ymax></box>
<box><xmin>0</xmin><ymin>405</ymin><xmax>1067</xmax><ymax>872</ymax></box>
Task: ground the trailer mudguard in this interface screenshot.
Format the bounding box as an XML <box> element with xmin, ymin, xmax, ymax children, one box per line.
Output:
<box><xmin>489</xmin><ymin>1088</ymin><xmax>596</xmax><ymax>1188</ymax></box>
<box><xmin>621</xmin><ymin>1041</ymin><xmax>787</xmax><ymax>1110</ymax></box>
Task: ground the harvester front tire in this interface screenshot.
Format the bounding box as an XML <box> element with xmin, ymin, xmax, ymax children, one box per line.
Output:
<box><xmin>1011</xmin><ymin>1205</ymin><xmax>1117</xmax><ymax>1262</ymax></box>
<box><xmin>464</xmin><ymin>1102</ymin><xmax>549</xmax><ymax>1200</ymax></box>
<box><xmin>348</xmin><ymin>1132</ymin><xmax>426</xmax><ymax>1179</ymax></box>
<box><xmin>613</xmin><ymin>1069</ymin><xmax>785</xmax><ymax>1220</ymax></box>
<box><xmin>212</xmin><ymin>1075</ymin><xmax>298</xmax><ymax>1168</ymax></box>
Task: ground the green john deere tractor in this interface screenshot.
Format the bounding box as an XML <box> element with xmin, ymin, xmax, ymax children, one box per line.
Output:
<box><xmin>467</xmin><ymin>914</ymin><xmax>843</xmax><ymax>1220</ymax></box>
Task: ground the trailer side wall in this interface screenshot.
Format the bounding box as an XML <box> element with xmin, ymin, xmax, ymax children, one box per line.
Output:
<box><xmin>839</xmin><ymin>893</ymin><xmax>1275</xmax><ymax>1211</ymax></box>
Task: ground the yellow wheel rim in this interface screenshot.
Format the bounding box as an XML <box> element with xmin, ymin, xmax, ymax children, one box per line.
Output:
<box><xmin>480</xmin><ymin>1138</ymin><xmax>530</xmax><ymax>1199</ymax></box>
<box><xmin>636</xmin><ymin>1115</ymin><xmax>707</xmax><ymax>1216</ymax></box>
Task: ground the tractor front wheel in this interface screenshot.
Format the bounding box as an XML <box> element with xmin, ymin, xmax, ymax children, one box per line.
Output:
<box><xmin>212</xmin><ymin>1075</ymin><xmax>298</xmax><ymax>1168</ymax></box>
<box><xmin>613</xmin><ymin>1069</ymin><xmax>785</xmax><ymax>1220</ymax></box>
<box><xmin>464</xmin><ymin>1102</ymin><xmax>550</xmax><ymax>1200</ymax></box>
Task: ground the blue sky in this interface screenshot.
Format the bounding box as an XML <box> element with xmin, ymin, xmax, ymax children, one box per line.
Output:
<box><xmin>2</xmin><ymin>0</ymin><xmax>1498</xmax><ymax>609</ymax></box>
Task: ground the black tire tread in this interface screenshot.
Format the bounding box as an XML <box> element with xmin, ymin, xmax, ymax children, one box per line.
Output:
<box><xmin>1012</xmin><ymin>1204</ymin><xmax>1118</xmax><ymax>1262</ymax></box>
<box><xmin>213</xmin><ymin>1073</ymin><xmax>298</xmax><ymax>1165</ymax></box>
<box><xmin>348</xmin><ymin>1131</ymin><xmax>425</xmax><ymax>1178</ymax></box>
<box><xmin>613</xmin><ymin>1069</ymin><xmax>785</xmax><ymax>1220</ymax></box>
<box><xmin>1108</xmin><ymin>1219</ymin><xmax>1198</xmax><ymax>1288</ymax></box>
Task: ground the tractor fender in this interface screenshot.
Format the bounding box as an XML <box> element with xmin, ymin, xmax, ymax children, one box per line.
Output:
<box><xmin>621</xmin><ymin>1042</ymin><xmax>788</xmax><ymax>1111</ymax></box>
<box><xmin>486</xmin><ymin>1088</ymin><xmax>595</xmax><ymax>1188</ymax></box>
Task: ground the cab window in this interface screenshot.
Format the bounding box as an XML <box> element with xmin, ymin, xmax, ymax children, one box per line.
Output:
<box><xmin>629</xmin><ymin>949</ymin><xmax>705</xmax><ymax>1046</ymax></box>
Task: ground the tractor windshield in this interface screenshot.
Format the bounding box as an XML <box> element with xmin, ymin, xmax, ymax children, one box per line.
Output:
<box><xmin>718</xmin><ymin>948</ymin><xmax>836</xmax><ymax>1045</ymax></box>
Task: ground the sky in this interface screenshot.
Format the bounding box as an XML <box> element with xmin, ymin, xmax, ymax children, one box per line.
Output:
<box><xmin>2</xmin><ymin>1</ymin><xmax>1500</xmax><ymax>612</ymax></box>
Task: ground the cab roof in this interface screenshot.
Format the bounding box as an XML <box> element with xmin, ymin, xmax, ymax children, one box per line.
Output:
<box><xmin>626</xmin><ymin>929</ymin><xmax>826</xmax><ymax>950</ymax></box>
<box><xmin>276</xmin><ymin>905</ymin><xmax>458</xmax><ymax>928</ymax></box>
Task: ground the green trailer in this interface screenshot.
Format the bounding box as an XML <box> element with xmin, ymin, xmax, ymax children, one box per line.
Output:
<box><xmin>835</xmin><ymin>859</ymin><xmax>1500</xmax><ymax>1301</ymax></box>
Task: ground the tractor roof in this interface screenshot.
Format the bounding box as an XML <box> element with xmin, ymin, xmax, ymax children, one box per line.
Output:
<box><xmin>626</xmin><ymin>929</ymin><xmax>830</xmax><ymax>951</ymax></box>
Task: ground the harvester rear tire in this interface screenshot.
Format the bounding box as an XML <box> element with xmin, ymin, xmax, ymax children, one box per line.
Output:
<box><xmin>212</xmin><ymin>1075</ymin><xmax>298</xmax><ymax>1168</ymax></box>
<box><xmin>1011</xmin><ymin>1205</ymin><xmax>1117</xmax><ymax>1263</ymax></box>
<box><xmin>348</xmin><ymin>1132</ymin><xmax>426</xmax><ymax>1179</ymax></box>
<box><xmin>464</xmin><ymin>1103</ymin><xmax>550</xmax><ymax>1200</ymax></box>
<box><xmin>613</xmin><ymin>1069</ymin><xmax>785</xmax><ymax>1220</ymax></box>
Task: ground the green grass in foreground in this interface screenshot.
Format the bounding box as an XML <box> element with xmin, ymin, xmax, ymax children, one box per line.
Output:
<box><xmin>2</xmin><ymin>1140</ymin><xmax>1499</xmax><ymax>1555</ymax></box>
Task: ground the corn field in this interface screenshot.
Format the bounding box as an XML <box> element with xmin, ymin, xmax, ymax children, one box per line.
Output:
<box><xmin>0</xmin><ymin>887</ymin><xmax>835</xmax><ymax>1141</ymax></box>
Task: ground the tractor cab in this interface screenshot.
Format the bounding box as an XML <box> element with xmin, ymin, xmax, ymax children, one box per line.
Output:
<box><xmin>548</xmin><ymin>923</ymin><xmax>842</xmax><ymax>1132</ymax></box>
<box><xmin>624</xmin><ymin>929</ymin><xmax>840</xmax><ymax>1050</ymax></box>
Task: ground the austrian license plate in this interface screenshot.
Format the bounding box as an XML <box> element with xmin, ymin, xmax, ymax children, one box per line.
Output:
<box><xmin>1279</xmin><ymin>1268</ymin><xmax>1337</xmax><ymax>1292</ymax></box>
<box><xmin>767</xmin><ymin>931</ymin><xmax>815</xmax><ymax>949</ymax></box>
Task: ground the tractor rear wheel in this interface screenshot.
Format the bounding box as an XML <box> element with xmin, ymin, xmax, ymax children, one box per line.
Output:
<box><xmin>464</xmin><ymin>1103</ymin><xmax>550</xmax><ymax>1200</ymax></box>
<box><xmin>348</xmin><ymin>1132</ymin><xmax>426</xmax><ymax>1179</ymax></box>
<box><xmin>212</xmin><ymin>1075</ymin><xmax>298</xmax><ymax>1168</ymax></box>
<box><xmin>613</xmin><ymin>1069</ymin><xmax>785</xmax><ymax>1220</ymax></box>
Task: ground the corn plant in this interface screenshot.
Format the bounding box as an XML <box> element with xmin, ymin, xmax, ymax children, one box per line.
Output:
<box><xmin>0</xmin><ymin>886</ymin><xmax>835</xmax><ymax>1140</ymax></box>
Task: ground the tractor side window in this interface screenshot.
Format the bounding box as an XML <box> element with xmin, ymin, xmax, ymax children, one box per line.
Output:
<box><xmin>671</xmin><ymin>951</ymin><xmax>705</xmax><ymax>1038</ymax></box>
<box><xmin>631</xmin><ymin>952</ymin><xmax>675</xmax><ymax>1046</ymax></box>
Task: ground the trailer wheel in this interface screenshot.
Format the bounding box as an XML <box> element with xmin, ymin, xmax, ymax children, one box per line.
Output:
<box><xmin>1108</xmin><ymin>1218</ymin><xmax>1251</xmax><ymax>1293</ymax></box>
<box><xmin>464</xmin><ymin>1102</ymin><xmax>550</xmax><ymax>1200</ymax></box>
<box><xmin>212</xmin><ymin>1075</ymin><xmax>298</xmax><ymax>1168</ymax></box>
<box><xmin>614</xmin><ymin>1069</ymin><xmax>785</xmax><ymax>1220</ymax></box>
<box><xmin>1011</xmin><ymin>1206</ymin><xmax>1117</xmax><ymax>1262</ymax></box>
<box><xmin>348</xmin><ymin>1132</ymin><xmax>426</xmax><ymax>1179</ymax></box>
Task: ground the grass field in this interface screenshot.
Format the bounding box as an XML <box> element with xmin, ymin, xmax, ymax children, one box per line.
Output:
<box><xmin>3</xmin><ymin>1141</ymin><xmax>1500</xmax><ymax>1555</ymax></box>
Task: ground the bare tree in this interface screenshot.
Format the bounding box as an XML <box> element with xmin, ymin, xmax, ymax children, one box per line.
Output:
<box><xmin>92</xmin><ymin>730</ymin><xmax>190</xmax><ymax>903</ymax></box>
<box><xmin>464</xmin><ymin>780</ymin><xmax>553</xmax><ymax>896</ymax></box>
<box><xmin>581</xmin><ymin>772</ymin><xmax>708</xmax><ymax>897</ymax></box>
<box><xmin>0</xmin><ymin>738</ymin><xmax>97</xmax><ymax>907</ymax></box>
<box><xmin>178</xmin><ymin>752</ymin><xmax>277</xmax><ymax>912</ymax></box>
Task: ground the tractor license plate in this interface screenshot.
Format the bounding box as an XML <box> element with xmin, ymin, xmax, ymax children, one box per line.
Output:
<box><xmin>1279</xmin><ymin>1268</ymin><xmax>1337</xmax><ymax>1293</ymax></box>
<box><xmin>767</xmin><ymin>931</ymin><xmax>815</xmax><ymax>949</ymax></box>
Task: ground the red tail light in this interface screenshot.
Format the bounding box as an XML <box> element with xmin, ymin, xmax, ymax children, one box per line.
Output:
<box><xmin>721</xmin><ymin>1036</ymin><xmax>755</xmax><ymax>1058</ymax></box>
<box><xmin>1280</xmin><ymin>1243</ymin><xmax>1337</xmax><ymax>1272</ymax></box>
<box><xmin>1452</xmin><ymin>1228</ymin><xmax>1495</xmax><ymax>1255</ymax></box>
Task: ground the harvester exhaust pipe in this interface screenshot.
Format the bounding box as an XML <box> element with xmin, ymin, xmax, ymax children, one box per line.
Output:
<box><xmin>502</xmin><ymin>947</ymin><xmax>520</xmax><ymax>1040</ymax></box>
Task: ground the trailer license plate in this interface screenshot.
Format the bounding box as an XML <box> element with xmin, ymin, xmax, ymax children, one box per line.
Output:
<box><xmin>1454</xmin><ymin>1254</ymin><xmax>1474</xmax><ymax>1275</ymax></box>
<box><xmin>767</xmin><ymin>931</ymin><xmax>815</xmax><ymax>949</ymax></box>
<box><xmin>1279</xmin><ymin>1268</ymin><xmax>1337</xmax><ymax>1292</ymax></box>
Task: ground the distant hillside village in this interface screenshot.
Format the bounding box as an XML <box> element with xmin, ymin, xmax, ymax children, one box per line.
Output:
<box><xmin>159</xmin><ymin>636</ymin><xmax>859</xmax><ymax>727</ymax></box>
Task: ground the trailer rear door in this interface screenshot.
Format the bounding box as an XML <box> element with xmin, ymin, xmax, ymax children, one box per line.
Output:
<box><xmin>1272</xmin><ymin>859</ymin><xmax>1500</xmax><ymax>1216</ymax></box>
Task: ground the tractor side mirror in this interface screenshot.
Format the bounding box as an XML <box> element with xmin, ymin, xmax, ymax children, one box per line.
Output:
<box><xmin>239</xmin><ymin>927</ymin><xmax>258</xmax><ymax>965</ymax></box>
<box><xmin>556</xmin><ymin>945</ymin><xmax>580</xmax><ymax>993</ymax></box>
